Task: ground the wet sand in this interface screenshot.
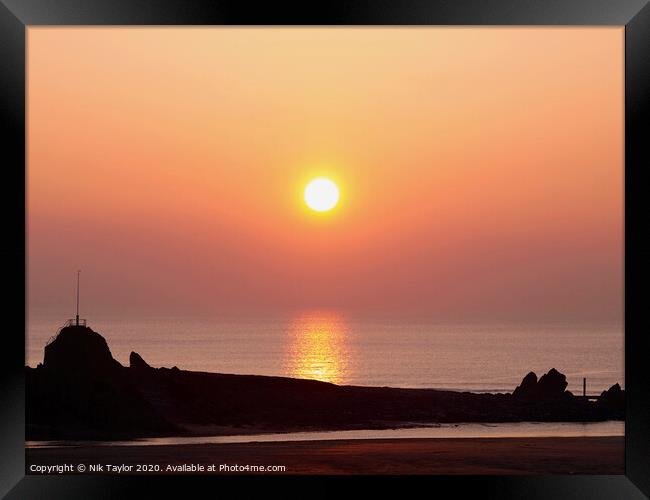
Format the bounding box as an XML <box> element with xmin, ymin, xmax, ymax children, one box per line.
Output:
<box><xmin>26</xmin><ymin>436</ymin><xmax>624</xmax><ymax>475</ymax></box>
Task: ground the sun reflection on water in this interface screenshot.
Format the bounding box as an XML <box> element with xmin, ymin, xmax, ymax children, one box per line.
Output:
<box><xmin>284</xmin><ymin>311</ymin><xmax>350</xmax><ymax>384</ymax></box>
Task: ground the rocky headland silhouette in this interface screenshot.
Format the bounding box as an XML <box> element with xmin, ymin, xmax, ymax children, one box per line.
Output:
<box><xmin>26</xmin><ymin>325</ymin><xmax>625</xmax><ymax>440</ymax></box>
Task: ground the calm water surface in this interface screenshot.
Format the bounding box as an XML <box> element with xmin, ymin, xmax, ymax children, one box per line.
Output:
<box><xmin>26</xmin><ymin>421</ymin><xmax>624</xmax><ymax>448</ymax></box>
<box><xmin>27</xmin><ymin>311</ymin><xmax>623</xmax><ymax>394</ymax></box>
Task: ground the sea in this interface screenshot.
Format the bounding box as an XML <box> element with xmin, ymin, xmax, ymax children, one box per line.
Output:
<box><xmin>26</xmin><ymin>311</ymin><xmax>624</xmax><ymax>396</ymax></box>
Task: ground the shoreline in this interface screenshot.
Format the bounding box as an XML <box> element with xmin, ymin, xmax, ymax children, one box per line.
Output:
<box><xmin>27</xmin><ymin>362</ymin><xmax>625</xmax><ymax>440</ymax></box>
<box><xmin>27</xmin><ymin>326</ymin><xmax>625</xmax><ymax>441</ymax></box>
<box><xmin>26</xmin><ymin>420</ymin><xmax>625</xmax><ymax>448</ymax></box>
<box><xmin>26</xmin><ymin>436</ymin><xmax>625</xmax><ymax>475</ymax></box>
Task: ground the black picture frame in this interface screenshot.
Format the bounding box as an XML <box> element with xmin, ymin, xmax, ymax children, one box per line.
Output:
<box><xmin>1</xmin><ymin>0</ymin><xmax>648</xmax><ymax>498</ymax></box>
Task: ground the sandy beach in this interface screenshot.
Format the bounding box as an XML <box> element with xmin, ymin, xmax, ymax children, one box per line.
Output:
<box><xmin>26</xmin><ymin>436</ymin><xmax>624</xmax><ymax>475</ymax></box>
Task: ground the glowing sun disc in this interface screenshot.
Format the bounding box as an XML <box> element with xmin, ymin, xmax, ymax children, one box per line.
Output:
<box><xmin>304</xmin><ymin>178</ymin><xmax>339</xmax><ymax>212</ymax></box>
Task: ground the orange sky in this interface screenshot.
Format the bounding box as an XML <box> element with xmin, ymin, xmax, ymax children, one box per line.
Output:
<box><xmin>27</xmin><ymin>27</ymin><xmax>623</xmax><ymax>321</ymax></box>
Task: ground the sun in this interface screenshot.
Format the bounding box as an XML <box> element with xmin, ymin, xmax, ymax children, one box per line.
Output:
<box><xmin>304</xmin><ymin>178</ymin><xmax>339</xmax><ymax>212</ymax></box>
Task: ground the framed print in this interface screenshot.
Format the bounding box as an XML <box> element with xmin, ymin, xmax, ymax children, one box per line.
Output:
<box><xmin>1</xmin><ymin>1</ymin><xmax>648</xmax><ymax>498</ymax></box>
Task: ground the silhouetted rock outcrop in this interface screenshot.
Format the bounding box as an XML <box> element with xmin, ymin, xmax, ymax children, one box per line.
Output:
<box><xmin>537</xmin><ymin>368</ymin><xmax>568</xmax><ymax>398</ymax></box>
<box><xmin>512</xmin><ymin>372</ymin><xmax>537</xmax><ymax>398</ymax></box>
<box><xmin>28</xmin><ymin>326</ymin><xmax>176</xmax><ymax>440</ymax></box>
<box><xmin>599</xmin><ymin>383</ymin><xmax>625</xmax><ymax>410</ymax></box>
<box><xmin>43</xmin><ymin>325</ymin><xmax>122</xmax><ymax>374</ymax></box>
<box><xmin>129</xmin><ymin>351</ymin><xmax>151</xmax><ymax>370</ymax></box>
<box><xmin>512</xmin><ymin>368</ymin><xmax>569</xmax><ymax>400</ymax></box>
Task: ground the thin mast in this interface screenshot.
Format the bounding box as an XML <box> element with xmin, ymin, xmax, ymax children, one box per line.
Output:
<box><xmin>76</xmin><ymin>270</ymin><xmax>80</xmax><ymax>326</ymax></box>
